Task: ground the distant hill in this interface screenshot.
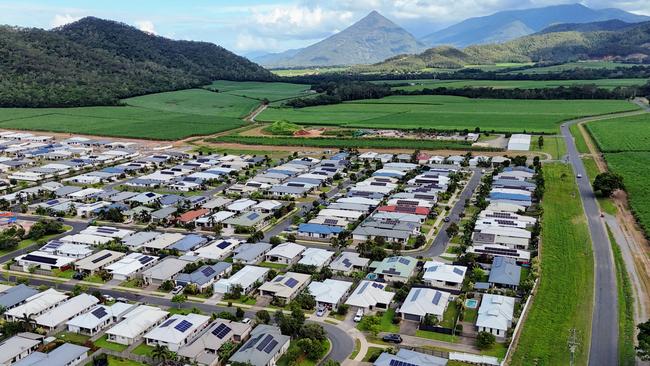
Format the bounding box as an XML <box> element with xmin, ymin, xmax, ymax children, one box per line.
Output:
<box><xmin>0</xmin><ymin>17</ymin><xmax>273</xmax><ymax>107</ymax></box>
<box><xmin>420</xmin><ymin>3</ymin><xmax>649</xmax><ymax>47</ymax></box>
<box><xmin>537</xmin><ymin>19</ymin><xmax>638</xmax><ymax>34</ymax></box>
<box><xmin>366</xmin><ymin>21</ymin><xmax>650</xmax><ymax>72</ymax></box>
<box><xmin>256</xmin><ymin>11</ymin><xmax>427</xmax><ymax>68</ymax></box>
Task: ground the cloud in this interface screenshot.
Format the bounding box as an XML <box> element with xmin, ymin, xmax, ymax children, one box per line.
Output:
<box><xmin>135</xmin><ymin>20</ymin><xmax>156</xmax><ymax>34</ymax></box>
<box><xmin>248</xmin><ymin>4</ymin><xmax>354</xmax><ymax>40</ymax></box>
<box><xmin>51</xmin><ymin>14</ymin><xmax>81</xmax><ymax>27</ymax></box>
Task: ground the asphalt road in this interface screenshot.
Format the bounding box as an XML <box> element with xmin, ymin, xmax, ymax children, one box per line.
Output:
<box><xmin>561</xmin><ymin>121</ymin><xmax>618</xmax><ymax>366</ymax></box>
<box><xmin>416</xmin><ymin>169</ymin><xmax>483</xmax><ymax>257</ymax></box>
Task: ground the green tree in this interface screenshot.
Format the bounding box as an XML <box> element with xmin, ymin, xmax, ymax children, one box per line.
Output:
<box><xmin>171</xmin><ymin>294</ymin><xmax>187</xmax><ymax>308</ymax></box>
<box><xmin>476</xmin><ymin>331</ymin><xmax>496</xmax><ymax>350</ymax></box>
<box><xmin>593</xmin><ymin>171</ymin><xmax>625</xmax><ymax>197</ymax></box>
<box><xmin>637</xmin><ymin>320</ymin><xmax>650</xmax><ymax>360</ymax></box>
<box><xmin>256</xmin><ymin>310</ymin><xmax>271</xmax><ymax>324</ymax></box>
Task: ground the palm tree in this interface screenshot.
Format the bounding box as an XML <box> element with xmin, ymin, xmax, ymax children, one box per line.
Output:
<box><xmin>20</xmin><ymin>313</ymin><xmax>35</xmax><ymax>332</ymax></box>
<box><xmin>151</xmin><ymin>344</ymin><xmax>170</xmax><ymax>362</ymax></box>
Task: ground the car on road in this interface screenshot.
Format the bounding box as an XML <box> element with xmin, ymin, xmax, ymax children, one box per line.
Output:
<box><xmin>172</xmin><ymin>285</ymin><xmax>184</xmax><ymax>295</ymax></box>
<box><xmin>443</xmin><ymin>217</ymin><xmax>451</xmax><ymax>223</ymax></box>
<box><xmin>116</xmin><ymin>297</ymin><xmax>129</xmax><ymax>303</ymax></box>
<box><xmin>576</xmin><ymin>174</ymin><xmax>583</xmax><ymax>178</ymax></box>
<box><xmin>56</xmin><ymin>218</ymin><xmax>64</xmax><ymax>222</ymax></box>
<box><xmin>382</xmin><ymin>334</ymin><xmax>403</xmax><ymax>343</ymax></box>
<box><xmin>353</xmin><ymin>308</ymin><xmax>363</xmax><ymax>322</ymax></box>
<box><xmin>102</xmin><ymin>294</ymin><xmax>115</xmax><ymax>302</ymax></box>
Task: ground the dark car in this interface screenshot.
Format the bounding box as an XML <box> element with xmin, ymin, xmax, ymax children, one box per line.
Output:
<box><xmin>443</xmin><ymin>217</ymin><xmax>451</xmax><ymax>223</ymax></box>
<box><xmin>72</xmin><ymin>272</ymin><xmax>84</xmax><ymax>280</ymax></box>
<box><xmin>382</xmin><ymin>334</ymin><xmax>402</xmax><ymax>343</ymax></box>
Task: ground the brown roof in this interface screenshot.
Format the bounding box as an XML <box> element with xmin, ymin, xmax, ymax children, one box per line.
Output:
<box><xmin>178</xmin><ymin>208</ymin><xmax>209</xmax><ymax>223</ymax></box>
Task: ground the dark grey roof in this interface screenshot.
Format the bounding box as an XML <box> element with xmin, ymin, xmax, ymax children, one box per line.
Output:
<box><xmin>175</xmin><ymin>262</ymin><xmax>232</xmax><ymax>286</ymax></box>
<box><xmin>0</xmin><ymin>285</ymin><xmax>39</xmax><ymax>309</ymax></box>
<box><xmin>229</xmin><ymin>325</ymin><xmax>289</xmax><ymax>366</ymax></box>
<box><xmin>233</xmin><ymin>243</ymin><xmax>272</xmax><ymax>262</ymax></box>
<box><xmin>14</xmin><ymin>343</ymin><xmax>89</xmax><ymax>366</ymax></box>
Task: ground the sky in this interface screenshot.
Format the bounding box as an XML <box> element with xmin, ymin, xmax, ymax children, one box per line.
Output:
<box><xmin>1</xmin><ymin>0</ymin><xmax>649</xmax><ymax>55</ymax></box>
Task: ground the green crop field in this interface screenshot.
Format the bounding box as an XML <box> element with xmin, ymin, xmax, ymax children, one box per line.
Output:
<box><xmin>510</xmin><ymin>163</ymin><xmax>593</xmax><ymax>366</ymax></box>
<box><xmin>205</xmin><ymin>80</ymin><xmax>312</xmax><ymax>101</ymax></box>
<box><xmin>125</xmin><ymin>88</ymin><xmax>258</xmax><ymax>117</ymax></box>
<box><xmin>260</xmin><ymin>95</ymin><xmax>638</xmax><ymax>133</ymax></box>
<box><xmin>386</xmin><ymin>78</ymin><xmax>647</xmax><ymax>91</ymax></box>
<box><xmin>511</xmin><ymin>61</ymin><xmax>642</xmax><ymax>75</ymax></box>
<box><xmin>0</xmin><ymin>105</ymin><xmax>244</xmax><ymax>140</ymax></box>
<box><xmin>605</xmin><ymin>152</ymin><xmax>650</xmax><ymax>235</ymax></box>
<box><xmin>587</xmin><ymin>113</ymin><xmax>650</xmax><ymax>152</ymax></box>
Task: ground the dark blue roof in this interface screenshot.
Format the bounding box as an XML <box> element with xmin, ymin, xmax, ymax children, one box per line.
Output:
<box><xmin>298</xmin><ymin>223</ymin><xmax>343</xmax><ymax>235</ymax></box>
<box><xmin>102</xmin><ymin>167</ymin><xmax>125</xmax><ymax>174</ymax></box>
<box><xmin>170</xmin><ymin>234</ymin><xmax>208</xmax><ymax>252</ymax></box>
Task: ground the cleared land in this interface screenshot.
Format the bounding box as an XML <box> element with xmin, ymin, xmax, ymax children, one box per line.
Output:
<box><xmin>510</xmin><ymin>163</ymin><xmax>593</xmax><ymax>366</ymax></box>
<box><xmin>386</xmin><ymin>78</ymin><xmax>647</xmax><ymax>92</ymax></box>
<box><xmin>204</xmin><ymin>80</ymin><xmax>311</xmax><ymax>101</ymax></box>
<box><xmin>260</xmin><ymin>95</ymin><xmax>637</xmax><ymax>133</ymax></box>
<box><xmin>587</xmin><ymin>113</ymin><xmax>650</xmax><ymax>152</ymax></box>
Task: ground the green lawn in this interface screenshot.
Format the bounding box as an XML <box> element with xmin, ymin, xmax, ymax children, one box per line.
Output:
<box><xmin>570</xmin><ymin>124</ymin><xmax>590</xmax><ymax>154</ymax></box>
<box><xmin>120</xmin><ymin>278</ymin><xmax>144</xmax><ymax>288</ymax></box>
<box><xmin>415</xmin><ymin>329</ymin><xmax>458</xmax><ymax>343</ymax></box>
<box><xmin>52</xmin><ymin>269</ymin><xmax>75</xmax><ymax>279</ymax></box>
<box><xmin>510</xmin><ymin>163</ymin><xmax>594</xmax><ymax>366</ymax></box>
<box><xmin>349</xmin><ymin>339</ymin><xmax>362</xmax><ymax>359</ymax></box>
<box><xmin>259</xmin><ymin>261</ymin><xmax>288</xmax><ymax>270</ymax></box>
<box><xmin>94</xmin><ymin>335</ymin><xmax>128</xmax><ymax>352</ymax></box>
<box><xmin>55</xmin><ymin>331</ymin><xmax>90</xmax><ymax>345</ymax></box>
<box><xmin>530</xmin><ymin>136</ymin><xmax>567</xmax><ymax>160</ymax></box>
<box><xmin>362</xmin><ymin>347</ymin><xmax>386</xmax><ymax>362</ymax></box>
<box><xmin>108</xmin><ymin>356</ymin><xmax>147</xmax><ymax>366</ymax></box>
<box><xmin>379</xmin><ymin>309</ymin><xmax>400</xmax><ymax>333</ymax></box>
<box><xmin>481</xmin><ymin>342</ymin><xmax>509</xmax><ymax>359</ymax></box>
<box><xmin>132</xmin><ymin>343</ymin><xmax>155</xmax><ymax>356</ymax></box>
<box><xmin>0</xmin><ymin>229</ymin><xmax>71</xmax><ymax>256</ymax></box>
<box><xmin>84</xmin><ymin>273</ymin><xmax>106</xmax><ymax>284</ymax></box>
<box><xmin>587</xmin><ymin>113</ymin><xmax>650</xmax><ymax>152</ymax></box>
<box><xmin>276</xmin><ymin>339</ymin><xmax>329</xmax><ymax>366</ymax></box>
<box><xmin>259</xmin><ymin>95</ymin><xmax>637</xmax><ymax>134</ymax></box>
<box><xmin>440</xmin><ymin>303</ymin><xmax>459</xmax><ymax>328</ymax></box>
<box><xmin>464</xmin><ymin>307</ymin><xmax>478</xmax><ymax>323</ymax></box>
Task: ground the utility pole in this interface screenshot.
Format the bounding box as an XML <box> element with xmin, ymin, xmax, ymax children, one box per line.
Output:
<box><xmin>568</xmin><ymin>328</ymin><xmax>580</xmax><ymax>366</ymax></box>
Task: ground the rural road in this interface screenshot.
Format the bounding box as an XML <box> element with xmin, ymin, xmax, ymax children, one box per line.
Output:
<box><xmin>562</xmin><ymin>118</ymin><xmax>618</xmax><ymax>366</ymax></box>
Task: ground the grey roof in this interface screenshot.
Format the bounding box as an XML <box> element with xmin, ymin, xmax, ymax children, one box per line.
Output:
<box><xmin>0</xmin><ymin>334</ymin><xmax>41</xmax><ymax>364</ymax></box>
<box><xmin>54</xmin><ymin>186</ymin><xmax>82</xmax><ymax>197</ymax></box>
<box><xmin>229</xmin><ymin>325</ymin><xmax>290</xmax><ymax>366</ymax></box>
<box><xmin>488</xmin><ymin>256</ymin><xmax>522</xmax><ymax>286</ymax></box>
<box><xmin>122</xmin><ymin>231</ymin><xmax>160</xmax><ymax>248</ymax></box>
<box><xmin>233</xmin><ymin>243</ymin><xmax>272</xmax><ymax>262</ymax></box>
<box><xmin>352</xmin><ymin>225</ymin><xmax>411</xmax><ymax>240</ymax></box>
<box><xmin>175</xmin><ymin>262</ymin><xmax>232</xmax><ymax>286</ymax></box>
<box><xmin>151</xmin><ymin>206</ymin><xmax>177</xmax><ymax>220</ymax></box>
<box><xmin>269</xmin><ymin>185</ymin><xmax>308</xmax><ymax>195</ymax></box>
<box><xmin>0</xmin><ymin>284</ymin><xmax>39</xmax><ymax>309</ymax></box>
<box><xmin>374</xmin><ymin>349</ymin><xmax>447</xmax><ymax>366</ymax></box>
<box><xmin>14</xmin><ymin>343</ymin><xmax>89</xmax><ymax>366</ymax></box>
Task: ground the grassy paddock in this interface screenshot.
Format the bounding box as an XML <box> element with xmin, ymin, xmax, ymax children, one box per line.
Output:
<box><xmin>587</xmin><ymin>113</ymin><xmax>650</xmax><ymax>152</ymax></box>
<box><xmin>605</xmin><ymin>152</ymin><xmax>650</xmax><ymax>236</ymax></box>
<box><xmin>570</xmin><ymin>124</ymin><xmax>590</xmax><ymax>154</ymax></box>
<box><xmin>530</xmin><ymin>136</ymin><xmax>567</xmax><ymax>160</ymax></box>
<box><xmin>387</xmin><ymin>78</ymin><xmax>647</xmax><ymax>92</ymax></box>
<box><xmin>510</xmin><ymin>163</ymin><xmax>594</xmax><ymax>365</ymax></box>
<box><xmin>205</xmin><ymin>80</ymin><xmax>312</xmax><ymax>102</ymax></box>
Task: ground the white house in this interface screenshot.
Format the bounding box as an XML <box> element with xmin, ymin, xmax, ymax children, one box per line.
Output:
<box><xmin>105</xmin><ymin>253</ymin><xmax>159</xmax><ymax>281</ymax></box>
<box><xmin>476</xmin><ymin>294</ymin><xmax>515</xmax><ymax>338</ymax></box>
<box><xmin>345</xmin><ymin>280</ymin><xmax>395</xmax><ymax>311</ymax></box>
<box><xmin>213</xmin><ymin>265</ymin><xmax>269</xmax><ymax>295</ymax></box>
<box><xmin>106</xmin><ymin>305</ymin><xmax>169</xmax><ymax>345</ymax></box>
<box><xmin>264</xmin><ymin>242</ymin><xmax>305</xmax><ymax>265</ymax></box>
<box><xmin>297</xmin><ymin>248</ymin><xmax>334</xmax><ymax>270</ymax></box>
<box><xmin>422</xmin><ymin>261</ymin><xmax>467</xmax><ymax>290</ymax></box>
<box><xmin>35</xmin><ymin>293</ymin><xmax>99</xmax><ymax>330</ymax></box>
<box><xmin>308</xmin><ymin>279</ymin><xmax>353</xmax><ymax>310</ymax></box>
<box><xmin>144</xmin><ymin>313</ymin><xmax>211</xmax><ymax>352</ymax></box>
<box><xmin>398</xmin><ymin>288</ymin><xmax>450</xmax><ymax>322</ymax></box>
<box><xmin>67</xmin><ymin>302</ymin><xmax>136</xmax><ymax>336</ymax></box>
<box><xmin>5</xmin><ymin>289</ymin><xmax>68</xmax><ymax>322</ymax></box>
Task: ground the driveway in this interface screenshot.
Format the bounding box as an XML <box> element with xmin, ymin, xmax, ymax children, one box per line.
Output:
<box><xmin>399</xmin><ymin>320</ymin><xmax>418</xmax><ymax>336</ymax></box>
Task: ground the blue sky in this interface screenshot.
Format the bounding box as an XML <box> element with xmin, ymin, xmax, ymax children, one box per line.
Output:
<box><xmin>1</xmin><ymin>0</ymin><xmax>649</xmax><ymax>55</ymax></box>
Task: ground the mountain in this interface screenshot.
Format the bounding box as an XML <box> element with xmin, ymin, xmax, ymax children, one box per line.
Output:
<box><xmin>257</xmin><ymin>11</ymin><xmax>427</xmax><ymax>68</ymax></box>
<box><xmin>537</xmin><ymin>19</ymin><xmax>637</xmax><ymax>34</ymax></box>
<box><xmin>0</xmin><ymin>17</ymin><xmax>273</xmax><ymax>107</ymax></box>
<box><xmin>365</xmin><ymin>21</ymin><xmax>650</xmax><ymax>72</ymax></box>
<box><xmin>420</xmin><ymin>3</ymin><xmax>649</xmax><ymax>47</ymax></box>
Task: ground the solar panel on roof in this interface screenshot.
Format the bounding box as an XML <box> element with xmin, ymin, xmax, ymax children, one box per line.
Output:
<box><xmin>22</xmin><ymin>254</ymin><xmax>57</xmax><ymax>265</ymax></box>
<box><xmin>410</xmin><ymin>288</ymin><xmax>421</xmax><ymax>301</ymax></box>
<box><xmin>387</xmin><ymin>257</ymin><xmax>398</xmax><ymax>263</ymax></box>
<box><xmin>139</xmin><ymin>256</ymin><xmax>154</xmax><ymax>264</ymax></box>
<box><xmin>341</xmin><ymin>258</ymin><xmax>352</xmax><ymax>268</ymax></box>
<box><xmin>257</xmin><ymin>334</ymin><xmax>273</xmax><ymax>351</ymax></box>
<box><xmin>216</xmin><ymin>241</ymin><xmax>231</xmax><ymax>249</ymax></box>
<box><xmin>357</xmin><ymin>282</ymin><xmax>369</xmax><ymax>294</ymax></box>
<box><xmin>91</xmin><ymin>253</ymin><xmax>113</xmax><ymax>263</ymax></box>
<box><xmin>247</xmin><ymin>212</ymin><xmax>259</xmax><ymax>220</ymax></box>
<box><xmin>371</xmin><ymin>283</ymin><xmax>383</xmax><ymax>289</ymax></box>
<box><xmin>241</xmin><ymin>335</ymin><xmax>261</xmax><ymax>351</ymax></box>
<box><xmin>274</xmin><ymin>276</ymin><xmax>285</xmax><ymax>282</ymax></box>
<box><xmin>452</xmin><ymin>267</ymin><xmax>464</xmax><ymax>276</ymax></box>
<box><xmin>432</xmin><ymin>291</ymin><xmax>442</xmax><ymax>305</ymax></box>
<box><xmin>264</xmin><ymin>339</ymin><xmax>278</xmax><ymax>353</ymax></box>
<box><xmin>389</xmin><ymin>359</ymin><xmax>418</xmax><ymax>366</ymax></box>
<box><xmin>398</xmin><ymin>258</ymin><xmax>411</xmax><ymax>265</ymax></box>
<box><xmin>285</xmin><ymin>278</ymin><xmax>299</xmax><ymax>288</ymax></box>
<box><xmin>324</xmin><ymin>219</ymin><xmax>338</xmax><ymax>225</ymax></box>
<box><xmin>160</xmin><ymin>319</ymin><xmax>175</xmax><ymax>327</ymax></box>
<box><xmin>212</xmin><ymin>323</ymin><xmax>232</xmax><ymax>339</ymax></box>
<box><xmin>91</xmin><ymin>307</ymin><xmax>107</xmax><ymax>319</ymax></box>
<box><xmin>175</xmin><ymin>320</ymin><xmax>193</xmax><ymax>332</ymax></box>
<box><xmin>201</xmin><ymin>267</ymin><xmax>216</xmax><ymax>277</ymax></box>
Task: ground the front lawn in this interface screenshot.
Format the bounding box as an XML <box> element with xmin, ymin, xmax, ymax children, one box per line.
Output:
<box><xmin>108</xmin><ymin>356</ymin><xmax>147</xmax><ymax>366</ymax></box>
<box><xmin>120</xmin><ymin>278</ymin><xmax>144</xmax><ymax>288</ymax></box>
<box><xmin>56</xmin><ymin>331</ymin><xmax>89</xmax><ymax>345</ymax></box>
<box><xmin>415</xmin><ymin>330</ymin><xmax>458</xmax><ymax>343</ymax></box>
<box><xmin>379</xmin><ymin>309</ymin><xmax>400</xmax><ymax>333</ymax></box>
<box><xmin>440</xmin><ymin>302</ymin><xmax>459</xmax><ymax>328</ymax></box>
<box><xmin>481</xmin><ymin>342</ymin><xmax>508</xmax><ymax>360</ymax></box>
<box><xmin>94</xmin><ymin>335</ymin><xmax>128</xmax><ymax>352</ymax></box>
<box><xmin>362</xmin><ymin>347</ymin><xmax>385</xmax><ymax>362</ymax></box>
<box><xmin>52</xmin><ymin>269</ymin><xmax>75</xmax><ymax>279</ymax></box>
<box><xmin>84</xmin><ymin>273</ymin><xmax>107</xmax><ymax>283</ymax></box>
<box><xmin>276</xmin><ymin>339</ymin><xmax>330</xmax><ymax>366</ymax></box>
<box><xmin>259</xmin><ymin>261</ymin><xmax>288</xmax><ymax>270</ymax></box>
<box><xmin>463</xmin><ymin>308</ymin><xmax>478</xmax><ymax>323</ymax></box>
<box><xmin>132</xmin><ymin>343</ymin><xmax>154</xmax><ymax>356</ymax></box>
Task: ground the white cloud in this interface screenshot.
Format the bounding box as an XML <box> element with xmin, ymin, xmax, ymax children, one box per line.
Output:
<box><xmin>51</xmin><ymin>14</ymin><xmax>81</xmax><ymax>28</ymax></box>
<box><xmin>135</xmin><ymin>20</ymin><xmax>156</xmax><ymax>34</ymax></box>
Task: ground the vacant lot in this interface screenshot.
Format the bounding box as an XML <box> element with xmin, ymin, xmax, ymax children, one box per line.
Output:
<box><xmin>260</xmin><ymin>95</ymin><xmax>637</xmax><ymax>133</ymax></box>
<box><xmin>125</xmin><ymin>88</ymin><xmax>258</xmax><ymax>117</ymax></box>
<box><xmin>587</xmin><ymin>113</ymin><xmax>650</xmax><ymax>152</ymax></box>
<box><xmin>205</xmin><ymin>80</ymin><xmax>311</xmax><ymax>102</ymax></box>
<box><xmin>510</xmin><ymin>163</ymin><xmax>593</xmax><ymax>366</ymax></box>
<box><xmin>0</xmin><ymin>105</ymin><xmax>244</xmax><ymax>140</ymax></box>
<box><xmin>387</xmin><ymin>78</ymin><xmax>647</xmax><ymax>92</ymax></box>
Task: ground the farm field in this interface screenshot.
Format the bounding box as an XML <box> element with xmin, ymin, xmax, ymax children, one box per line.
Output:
<box><xmin>586</xmin><ymin>113</ymin><xmax>650</xmax><ymax>152</ymax></box>
<box><xmin>124</xmin><ymin>88</ymin><xmax>258</xmax><ymax>117</ymax></box>
<box><xmin>204</xmin><ymin>80</ymin><xmax>311</xmax><ymax>101</ymax></box>
<box><xmin>259</xmin><ymin>95</ymin><xmax>638</xmax><ymax>133</ymax></box>
<box><xmin>0</xmin><ymin>106</ymin><xmax>244</xmax><ymax>140</ymax></box>
<box><xmin>604</xmin><ymin>152</ymin><xmax>650</xmax><ymax>235</ymax></box>
<box><xmin>510</xmin><ymin>163</ymin><xmax>593</xmax><ymax>366</ymax></box>
<box><xmin>385</xmin><ymin>78</ymin><xmax>647</xmax><ymax>91</ymax></box>
<box><xmin>510</xmin><ymin>61</ymin><xmax>642</xmax><ymax>74</ymax></box>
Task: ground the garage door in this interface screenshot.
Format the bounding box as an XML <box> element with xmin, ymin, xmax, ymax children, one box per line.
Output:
<box><xmin>403</xmin><ymin>313</ymin><xmax>420</xmax><ymax>322</ymax></box>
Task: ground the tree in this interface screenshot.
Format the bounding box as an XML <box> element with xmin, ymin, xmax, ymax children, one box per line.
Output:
<box><xmin>422</xmin><ymin>314</ymin><xmax>439</xmax><ymax>327</ymax></box>
<box><xmin>224</xmin><ymin>284</ymin><xmax>243</xmax><ymax>300</ymax></box>
<box><xmin>296</xmin><ymin>338</ymin><xmax>323</xmax><ymax>360</ymax></box>
<box><xmin>235</xmin><ymin>307</ymin><xmax>245</xmax><ymax>320</ymax></box>
<box><xmin>256</xmin><ymin>310</ymin><xmax>271</xmax><ymax>324</ymax></box>
<box><xmin>446</xmin><ymin>222</ymin><xmax>459</xmax><ymax>238</ymax></box>
<box><xmin>300</xmin><ymin>323</ymin><xmax>327</xmax><ymax>341</ymax></box>
<box><xmin>593</xmin><ymin>172</ymin><xmax>625</xmax><ymax>197</ymax></box>
<box><xmin>476</xmin><ymin>331</ymin><xmax>496</xmax><ymax>349</ymax></box>
<box><xmin>171</xmin><ymin>294</ymin><xmax>187</xmax><ymax>308</ymax></box>
<box><xmin>538</xmin><ymin>135</ymin><xmax>544</xmax><ymax>148</ymax></box>
<box><xmin>151</xmin><ymin>344</ymin><xmax>172</xmax><ymax>362</ymax></box>
<box><xmin>217</xmin><ymin>341</ymin><xmax>237</xmax><ymax>361</ymax></box>
<box><xmin>637</xmin><ymin>320</ymin><xmax>650</xmax><ymax>360</ymax></box>
<box><xmin>269</xmin><ymin>236</ymin><xmax>282</xmax><ymax>246</ymax></box>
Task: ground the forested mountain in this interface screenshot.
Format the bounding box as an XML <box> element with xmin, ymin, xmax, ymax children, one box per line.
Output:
<box><xmin>537</xmin><ymin>20</ymin><xmax>638</xmax><ymax>34</ymax></box>
<box><xmin>0</xmin><ymin>17</ymin><xmax>273</xmax><ymax>107</ymax></box>
<box><xmin>255</xmin><ymin>11</ymin><xmax>427</xmax><ymax>68</ymax></box>
<box><xmin>419</xmin><ymin>3</ymin><xmax>649</xmax><ymax>47</ymax></box>
<box><xmin>363</xmin><ymin>21</ymin><xmax>650</xmax><ymax>72</ymax></box>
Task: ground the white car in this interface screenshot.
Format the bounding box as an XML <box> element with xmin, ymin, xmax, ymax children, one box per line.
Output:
<box><xmin>171</xmin><ymin>285</ymin><xmax>184</xmax><ymax>295</ymax></box>
<box><xmin>242</xmin><ymin>318</ymin><xmax>251</xmax><ymax>324</ymax></box>
<box><xmin>353</xmin><ymin>308</ymin><xmax>363</xmax><ymax>322</ymax></box>
<box><xmin>102</xmin><ymin>295</ymin><xmax>114</xmax><ymax>302</ymax></box>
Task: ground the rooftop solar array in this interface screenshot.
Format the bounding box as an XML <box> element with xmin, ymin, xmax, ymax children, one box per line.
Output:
<box><xmin>96</xmin><ymin>227</ymin><xmax>119</xmax><ymax>234</ymax></box>
<box><xmin>211</xmin><ymin>323</ymin><xmax>231</xmax><ymax>339</ymax></box>
<box><xmin>398</xmin><ymin>258</ymin><xmax>411</xmax><ymax>265</ymax></box>
<box><xmin>160</xmin><ymin>318</ymin><xmax>175</xmax><ymax>328</ymax></box>
<box><xmin>256</xmin><ymin>334</ymin><xmax>273</xmax><ymax>351</ymax></box>
<box><xmin>371</xmin><ymin>283</ymin><xmax>383</xmax><ymax>289</ymax></box>
<box><xmin>22</xmin><ymin>254</ymin><xmax>57</xmax><ymax>265</ymax></box>
<box><xmin>42</xmin><ymin>241</ymin><xmax>63</xmax><ymax>250</ymax></box>
<box><xmin>216</xmin><ymin>241</ymin><xmax>231</xmax><ymax>250</ymax></box>
<box><xmin>247</xmin><ymin>212</ymin><xmax>260</xmax><ymax>220</ymax></box>
<box><xmin>92</xmin><ymin>253</ymin><xmax>113</xmax><ymax>264</ymax></box>
<box><xmin>341</xmin><ymin>258</ymin><xmax>352</xmax><ymax>268</ymax></box>
<box><xmin>387</xmin><ymin>257</ymin><xmax>398</xmax><ymax>263</ymax></box>
<box><xmin>91</xmin><ymin>307</ymin><xmax>107</xmax><ymax>319</ymax></box>
<box><xmin>264</xmin><ymin>339</ymin><xmax>278</xmax><ymax>354</ymax></box>
<box><xmin>357</xmin><ymin>282</ymin><xmax>369</xmax><ymax>294</ymax></box>
<box><xmin>389</xmin><ymin>359</ymin><xmax>418</xmax><ymax>366</ymax></box>
<box><xmin>452</xmin><ymin>267</ymin><xmax>464</xmax><ymax>276</ymax></box>
<box><xmin>410</xmin><ymin>288</ymin><xmax>421</xmax><ymax>302</ymax></box>
<box><xmin>432</xmin><ymin>291</ymin><xmax>442</xmax><ymax>305</ymax></box>
<box><xmin>139</xmin><ymin>256</ymin><xmax>154</xmax><ymax>264</ymax></box>
<box><xmin>241</xmin><ymin>335</ymin><xmax>261</xmax><ymax>352</ymax></box>
<box><xmin>285</xmin><ymin>278</ymin><xmax>299</xmax><ymax>288</ymax></box>
<box><xmin>274</xmin><ymin>276</ymin><xmax>285</xmax><ymax>283</ymax></box>
<box><xmin>201</xmin><ymin>267</ymin><xmax>216</xmax><ymax>277</ymax></box>
<box><xmin>324</xmin><ymin>219</ymin><xmax>338</xmax><ymax>225</ymax></box>
<box><xmin>175</xmin><ymin>320</ymin><xmax>193</xmax><ymax>332</ymax></box>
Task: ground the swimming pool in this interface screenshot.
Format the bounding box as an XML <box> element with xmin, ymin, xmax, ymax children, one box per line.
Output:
<box><xmin>465</xmin><ymin>298</ymin><xmax>479</xmax><ymax>309</ymax></box>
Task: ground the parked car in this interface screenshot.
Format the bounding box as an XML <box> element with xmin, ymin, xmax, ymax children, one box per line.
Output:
<box><xmin>242</xmin><ymin>318</ymin><xmax>251</xmax><ymax>324</ymax></box>
<box><xmin>116</xmin><ymin>297</ymin><xmax>129</xmax><ymax>303</ymax></box>
<box><xmin>382</xmin><ymin>334</ymin><xmax>403</xmax><ymax>343</ymax></box>
<box><xmin>72</xmin><ymin>272</ymin><xmax>84</xmax><ymax>280</ymax></box>
<box><xmin>102</xmin><ymin>294</ymin><xmax>115</xmax><ymax>302</ymax></box>
<box><xmin>443</xmin><ymin>217</ymin><xmax>451</xmax><ymax>223</ymax></box>
<box><xmin>353</xmin><ymin>308</ymin><xmax>363</xmax><ymax>322</ymax></box>
<box><xmin>172</xmin><ymin>285</ymin><xmax>184</xmax><ymax>295</ymax></box>
<box><xmin>577</xmin><ymin>174</ymin><xmax>583</xmax><ymax>178</ymax></box>
<box><xmin>316</xmin><ymin>307</ymin><xmax>325</xmax><ymax>317</ymax></box>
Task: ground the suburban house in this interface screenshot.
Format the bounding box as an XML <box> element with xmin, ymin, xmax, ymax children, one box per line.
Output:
<box><xmin>297</xmin><ymin>223</ymin><xmax>343</xmax><ymax>241</ymax></box>
<box><xmin>308</xmin><ymin>279</ymin><xmax>353</xmax><ymax>310</ymax></box>
<box><xmin>5</xmin><ymin>289</ymin><xmax>68</xmax><ymax>322</ymax></box>
<box><xmin>297</xmin><ymin>248</ymin><xmax>334</xmax><ymax>270</ymax></box>
<box><xmin>144</xmin><ymin>313</ymin><xmax>211</xmax><ymax>352</ymax></box>
<box><xmin>13</xmin><ymin>343</ymin><xmax>89</xmax><ymax>366</ymax></box>
<box><xmin>372</xmin><ymin>256</ymin><xmax>418</xmax><ymax>283</ymax></box>
<box><xmin>398</xmin><ymin>288</ymin><xmax>451</xmax><ymax>322</ymax></box>
<box><xmin>228</xmin><ymin>325</ymin><xmax>290</xmax><ymax>366</ymax></box>
<box><xmin>140</xmin><ymin>233</ymin><xmax>185</xmax><ymax>253</ymax></box>
<box><xmin>105</xmin><ymin>253</ymin><xmax>159</xmax><ymax>281</ymax></box>
<box><xmin>422</xmin><ymin>261</ymin><xmax>467</xmax><ymax>290</ymax></box>
<box><xmin>34</xmin><ymin>293</ymin><xmax>99</xmax><ymax>331</ymax></box>
<box><xmin>374</xmin><ymin>349</ymin><xmax>448</xmax><ymax>366</ymax></box>
<box><xmin>222</xmin><ymin>211</ymin><xmax>271</xmax><ymax>232</ymax></box>
<box><xmin>0</xmin><ymin>284</ymin><xmax>39</xmax><ymax>310</ymax></box>
<box><xmin>213</xmin><ymin>265</ymin><xmax>269</xmax><ymax>295</ymax></box>
<box><xmin>142</xmin><ymin>257</ymin><xmax>195</xmax><ymax>286</ymax></box>
<box><xmin>193</xmin><ymin>238</ymin><xmax>243</xmax><ymax>261</ymax></box>
<box><xmin>232</xmin><ymin>243</ymin><xmax>272</xmax><ymax>265</ymax></box>
<box><xmin>476</xmin><ymin>294</ymin><xmax>515</xmax><ymax>338</ymax></box>
<box><xmin>175</xmin><ymin>262</ymin><xmax>232</xmax><ymax>291</ymax></box>
<box><xmin>74</xmin><ymin>250</ymin><xmax>126</xmax><ymax>275</ymax></box>
<box><xmin>15</xmin><ymin>251</ymin><xmax>76</xmax><ymax>272</ymax></box>
<box><xmin>0</xmin><ymin>333</ymin><xmax>43</xmax><ymax>365</ymax></box>
<box><xmin>66</xmin><ymin>302</ymin><xmax>136</xmax><ymax>336</ymax></box>
<box><xmin>264</xmin><ymin>242</ymin><xmax>305</xmax><ymax>265</ymax></box>
<box><xmin>122</xmin><ymin>231</ymin><xmax>161</xmax><ymax>250</ymax></box>
<box><xmin>345</xmin><ymin>280</ymin><xmax>395</xmax><ymax>311</ymax></box>
<box><xmin>177</xmin><ymin>320</ymin><xmax>252</xmax><ymax>366</ymax></box>
<box><xmin>329</xmin><ymin>252</ymin><xmax>370</xmax><ymax>274</ymax></box>
<box><xmin>106</xmin><ymin>305</ymin><xmax>169</xmax><ymax>345</ymax></box>
<box><xmin>258</xmin><ymin>272</ymin><xmax>311</xmax><ymax>303</ymax></box>
<box><xmin>488</xmin><ymin>256</ymin><xmax>522</xmax><ymax>289</ymax></box>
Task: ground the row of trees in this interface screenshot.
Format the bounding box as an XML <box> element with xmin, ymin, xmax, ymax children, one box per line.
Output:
<box><xmin>285</xmin><ymin>81</ymin><xmax>392</xmax><ymax>108</ymax></box>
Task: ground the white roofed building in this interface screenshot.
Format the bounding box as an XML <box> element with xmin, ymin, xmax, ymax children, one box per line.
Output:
<box><xmin>144</xmin><ymin>313</ymin><xmax>211</xmax><ymax>352</ymax></box>
<box><xmin>106</xmin><ymin>305</ymin><xmax>169</xmax><ymax>345</ymax></box>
